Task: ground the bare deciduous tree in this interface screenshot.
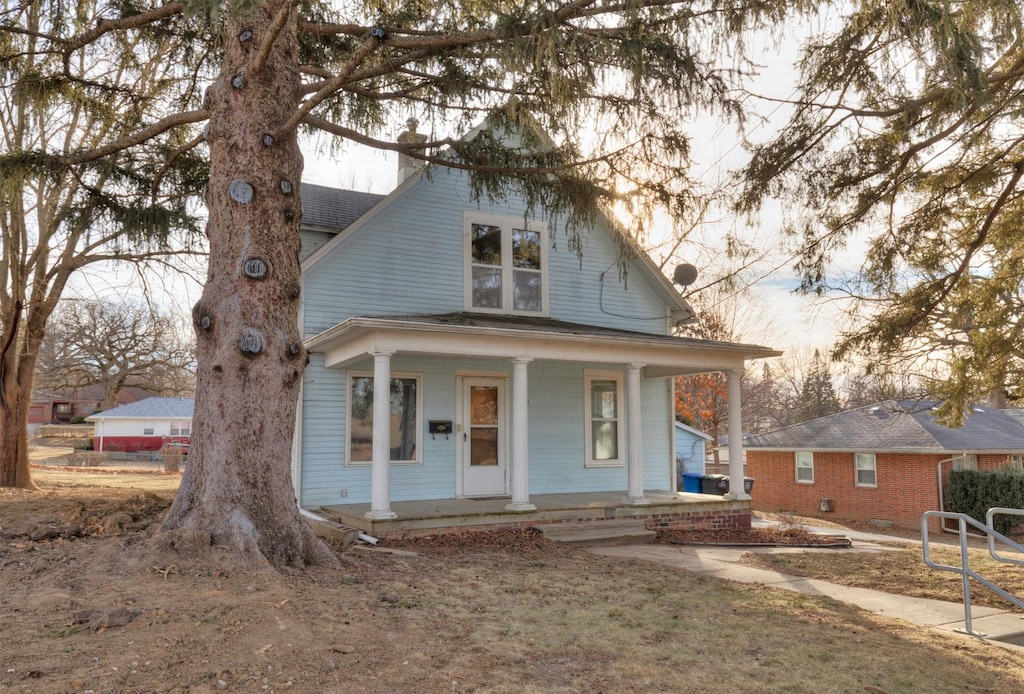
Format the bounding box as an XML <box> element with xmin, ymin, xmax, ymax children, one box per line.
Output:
<box><xmin>0</xmin><ymin>0</ymin><xmax>206</xmax><ymax>489</ymax></box>
<box><xmin>35</xmin><ymin>298</ymin><xmax>195</xmax><ymax>410</ymax></box>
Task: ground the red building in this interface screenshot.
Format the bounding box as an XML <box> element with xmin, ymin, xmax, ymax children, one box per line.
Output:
<box><xmin>85</xmin><ymin>397</ymin><xmax>194</xmax><ymax>452</ymax></box>
<box><xmin>745</xmin><ymin>401</ymin><xmax>1024</xmax><ymax>530</ymax></box>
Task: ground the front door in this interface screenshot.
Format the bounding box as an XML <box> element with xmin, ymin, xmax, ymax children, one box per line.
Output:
<box><xmin>461</xmin><ymin>378</ymin><xmax>508</xmax><ymax>497</ymax></box>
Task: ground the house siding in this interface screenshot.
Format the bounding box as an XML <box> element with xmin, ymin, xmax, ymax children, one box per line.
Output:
<box><xmin>299</xmin><ymin>355</ymin><xmax>674</xmax><ymax>507</ymax></box>
<box><xmin>299</xmin><ymin>229</ymin><xmax>335</xmax><ymax>262</ymax></box>
<box><xmin>674</xmin><ymin>425</ymin><xmax>708</xmax><ymax>476</ymax></box>
<box><xmin>747</xmin><ymin>450</ymin><xmax>1015</xmax><ymax>529</ymax></box>
<box><xmin>91</xmin><ymin>418</ymin><xmax>191</xmax><ymax>452</ymax></box>
<box><xmin>300</xmin><ymin>167</ymin><xmax>670</xmax><ymax>340</ymax></box>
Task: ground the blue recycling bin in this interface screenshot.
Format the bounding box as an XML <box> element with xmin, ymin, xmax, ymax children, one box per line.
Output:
<box><xmin>681</xmin><ymin>472</ymin><xmax>703</xmax><ymax>493</ymax></box>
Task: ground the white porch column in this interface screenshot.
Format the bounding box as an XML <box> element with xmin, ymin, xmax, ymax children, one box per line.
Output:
<box><xmin>366</xmin><ymin>350</ymin><xmax>398</xmax><ymax>520</ymax></box>
<box><xmin>724</xmin><ymin>368</ymin><xmax>751</xmax><ymax>501</ymax></box>
<box><xmin>623</xmin><ymin>363</ymin><xmax>650</xmax><ymax>505</ymax></box>
<box><xmin>506</xmin><ymin>357</ymin><xmax>536</xmax><ymax>511</ymax></box>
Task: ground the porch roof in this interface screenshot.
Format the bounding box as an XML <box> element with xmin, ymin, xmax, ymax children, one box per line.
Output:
<box><xmin>305</xmin><ymin>312</ymin><xmax>780</xmax><ymax>376</ymax></box>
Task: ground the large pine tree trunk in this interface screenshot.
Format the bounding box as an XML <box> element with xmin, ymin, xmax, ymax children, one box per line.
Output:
<box><xmin>160</xmin><ymin>2</ymin><xmax>337</xmax><ymax>569</ymax></box>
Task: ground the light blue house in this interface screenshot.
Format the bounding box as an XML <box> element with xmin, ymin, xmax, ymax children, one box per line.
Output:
<box><xmin>292</xmin><ymin>122</ymin><xmax>777</xmax><ymax>536</ymax></box>
<box><xmin>675</xmin><ymin>422</ymin><xmax>711</xmax><ymax>476</ymax></box>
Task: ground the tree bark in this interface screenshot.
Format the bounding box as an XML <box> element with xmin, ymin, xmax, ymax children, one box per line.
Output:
<box><xmin>0</xmin><ymin>385</ymin><xmax>35</xmax><ymax>489</ymax></box>
<box><xmin>159</xmin><ymin>2</ymin><xmax>337</xmax><ymax>569</ymax></box>
<box><xmin>1</xmin><ymin>299</ymin><xmax>49</xmax><ymax>490</ymax></box>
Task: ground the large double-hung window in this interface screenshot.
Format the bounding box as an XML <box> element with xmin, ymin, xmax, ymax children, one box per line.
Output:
<box><xmin>854</xmin><ymin>453</ymin><xmax>877</xmax><ymax>487</ymax></box>
<box><xmin>346</xmin><ymin>373</ymin><xmax>422</xmax><ymax>465</ymax></box>
<box><xmin>465</xmin><ymin>213</ymin><xmax>547</xmax><ymax>314</ymax></box>
<box><xmin>795</xmin><ymin>451</ymin><xmax>814</xmax><ymax>483</ymax></box>
<box><xmin>584</xmin><ymin>370</ymin><xmax>624</xmax><ymax>467</ymax></box>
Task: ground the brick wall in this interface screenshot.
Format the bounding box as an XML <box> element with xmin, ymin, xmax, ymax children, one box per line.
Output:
<box><xmin>745</xmin><ymin>450</ymin><xmax>1016</xmax><ymax>530</ymax></box>
<box><xmin>375</xmin><ymin>508</ymin><xmax>753</xmax><ymax>540</ymax></box>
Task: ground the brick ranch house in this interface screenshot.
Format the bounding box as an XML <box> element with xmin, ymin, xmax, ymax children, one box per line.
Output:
<box><xmin>745</xmin><ymin>400</ymin><xmax>1024</xmax><ymax>530</ymax></box>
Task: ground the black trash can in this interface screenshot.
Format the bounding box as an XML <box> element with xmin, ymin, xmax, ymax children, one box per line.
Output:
<box><xmin>700</xmin><ymin>474</ymin><xmax>729</xmax><ymax>495</ymax></box>
<box><xmin>723</xmin><ymin>476</ymin><xmax>755</xmax><ymax>494</ymax></box>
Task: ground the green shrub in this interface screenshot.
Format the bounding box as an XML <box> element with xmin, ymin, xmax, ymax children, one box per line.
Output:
<box><xmin>946</xmin><ymin>468</ymin><xmax>1024</xmax><ymax>535</ymax></box>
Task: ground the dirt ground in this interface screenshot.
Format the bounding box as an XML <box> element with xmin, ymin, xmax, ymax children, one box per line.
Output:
<box><xmin>3</xmin><ymin>462</ymin><xmax>1024</xmax><ymax>693</ymax></box>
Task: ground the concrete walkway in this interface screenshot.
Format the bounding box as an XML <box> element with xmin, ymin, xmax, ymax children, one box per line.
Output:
<box><xmin>589</xmin><ymin>522</ymin><xmax>1024</xmax><ymax>649</ymax></box>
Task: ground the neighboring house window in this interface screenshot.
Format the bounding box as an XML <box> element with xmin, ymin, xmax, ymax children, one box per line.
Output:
<box><xmin>1009</xmin><ymin>454</ymin><xmax>1023</xmax><ymax>470</ymax></box>
<box><xmin>464</xmin><ymin>213</ymin><xmax>547</xmax><ymax>314</ymax></box>
<box><xmin>952</xmin><ymin>454</ymin><xmax>978</xmax><ymax>471</ymax></box>
<box><xmin>170</xmin><ymin>421</ymin><xmax>191</xmax><ymax>437</ymax></box>
<box><xmin>143</xmin><ymin>425</ymin><xmax>154</xmax><ymax>436</ymax></box>
<box><xmin>55</xmin><ymin>403</ymin><xmax>73</xmax><ymax>414</ymax></box>
<box><xmin>795</xmin><ymin>451</ymin><xmax>814</xmax><ymax>483</ymax></box>
<box><xmin>584</xmin><ymin>370</ymin><xmax>624</xmax><ymax>467</ymax></box>
<box><xmin>854</xmin><ymin>453</ymin><xmax>877</xmax><ymax>487</ymax></box>
<box><xmin>347</xmin><ymin>372</ymin><xmax>421</xmax><ymax>465</ymax></box>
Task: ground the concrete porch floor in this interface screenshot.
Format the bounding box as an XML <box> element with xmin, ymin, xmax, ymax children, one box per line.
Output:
<box><xmin>315</xmin><ymin>490</ymin><xmax>750</xmax><ymax>538</ymax></box>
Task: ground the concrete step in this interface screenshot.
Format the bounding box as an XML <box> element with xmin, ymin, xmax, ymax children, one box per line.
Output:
<box><xmin>541</xmin><ymin>519</ymin><xmax>657</xmax><ymax>547</ymax></box>
<box><xmin>305</xmin><ymin>515</ymin><xmax>358</xmax><ymax>546</ymax></box>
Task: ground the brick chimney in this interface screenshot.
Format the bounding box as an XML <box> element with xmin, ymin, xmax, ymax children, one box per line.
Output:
<box><xmin>396</xmin><ymin>117</ymin><xmax>428</xmax><ymax>185</ymax></box>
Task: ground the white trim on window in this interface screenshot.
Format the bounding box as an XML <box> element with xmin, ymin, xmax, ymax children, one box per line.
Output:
<box><xmin>346</xmin><ymin>371</ymin><xmax>423</xmax><ymax>466</ymax></box>
<box><xmin>170</xmin><ymin>420</ymin><xmax>191</xmax><ymax>437</ymax></box>
<box><xmin>1009</xmin><ymin>454</ymin><xmax>1023</xmax><ymax>470</ymax></box>
<box><xmin>952</xmin><ymin>454</ymin><xmax>978</xmax><ymax>471</ymax></box>
<box><xmin>854</xmin><ymin>452</ymin><xmax>877</xmax><ymax>488</ymax></box>
<box><xmin>463</xmin><ymin>211</ymin><xmax>549</xmax><ymax>316</ymax></box>
<box><xmin>795</xmin><ymin>451</ymin><xmax>814</xmax><ymax>484</ymax></box>
<box><xmin>584</xmin><ymin>369</ymin><xmax>625</xmax><ymax>468</ymax></box>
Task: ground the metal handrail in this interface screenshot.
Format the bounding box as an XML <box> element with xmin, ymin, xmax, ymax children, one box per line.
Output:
<box><xmin>921</xmin><ymin>510</ymin><xmax>1024</xmax><ymax>636</ymax></box>
<box><xmin>985</xmin><ymin>507</ymin><xmax>1024</xmax><ymax>566</ymax></box>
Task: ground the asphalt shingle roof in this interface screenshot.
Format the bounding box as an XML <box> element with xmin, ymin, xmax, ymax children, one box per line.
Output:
<box><xmin>746</xmin><ymin>400</ymin><xmax>1024</xmax><ymax>453</ymax></box>
<box><xmin>86</xmin><ymin>397</ymin><xmax>194</xmax><ymax>420</ymax></box>
<box><xmin>300</xmin><ymin>183</ymin><xmax>385</xmax><ymax>231</ymax></box>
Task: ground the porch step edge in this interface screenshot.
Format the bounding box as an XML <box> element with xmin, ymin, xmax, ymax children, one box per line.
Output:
<box><xmin>541</xmin><ymin>520</ymin><xmax>657</xmax><ymax>547</ymax></box>
<box><xmin>304</xmin><ymin>515</ymin><xmax>359</xmax><ymax>546</ymax></box>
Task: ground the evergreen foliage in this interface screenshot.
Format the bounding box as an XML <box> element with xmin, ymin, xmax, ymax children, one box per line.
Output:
<box><xmin>797</xmin><ymin>349</ymin><xmax>840</xmax><ymax>421</ymax></box>
<box><xmin>739</xmin><ymin>0</ymin><xmax>1024</xmax><ymax>424</ymax></box>
<box><xmin>0</xmin><ymin>0</ymin><xmax>805</xmax><ymax>559</ymax></box>
<box><xmin>946</xmin><ymin>468</ymin><xmax>1024</xmax><ymax>536</ymax></box>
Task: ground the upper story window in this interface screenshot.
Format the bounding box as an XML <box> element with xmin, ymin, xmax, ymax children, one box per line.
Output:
<box><xmin>170</xmin><ymin>421</ymin><xmax>191</xmax><ymax>437</ymax></box>
<box><xmin>464</xmin><ymin>212</ymin><xmax>547</xmax><ymax>314</ymax></box>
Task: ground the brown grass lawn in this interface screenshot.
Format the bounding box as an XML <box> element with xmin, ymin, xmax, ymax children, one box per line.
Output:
<box><xmin>744</xmin><ymin>537</ymin><xmax>1024</xmax><ymax>609</ymax></box>
<box><xmin>2</xmin><ymin>463</ymin><xmax>1023</xmax><ymax>692</ymax></box>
